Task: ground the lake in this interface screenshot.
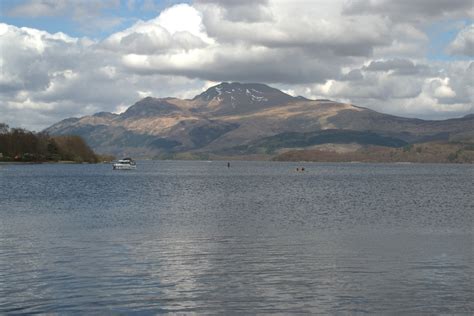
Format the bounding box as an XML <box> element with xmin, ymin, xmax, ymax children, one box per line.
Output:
<box><xmin>0</xmin><ymin>161</ymin><xmax>473</xmax><ymax>314</ymax></box>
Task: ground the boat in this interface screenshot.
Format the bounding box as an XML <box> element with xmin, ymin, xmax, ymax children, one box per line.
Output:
<box><xmin>113</xmin><ymin>158</ymin><xmax>136</xmax><ymax>170</ymax></box>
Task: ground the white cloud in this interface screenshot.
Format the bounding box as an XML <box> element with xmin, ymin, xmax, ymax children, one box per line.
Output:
<box><xmin>0</xmin><ymin>22</ymin><xmax>205</xmax><ymax>130</ymax></box>
<box><xmin>430</xmin><ymin>78</ymin><xmax>457</xmax><ymax>99</ymax></box>
<box><xmin>156</xmin><ymin>4</ymin><xmax>207</xmax><ymax>37</ymax></box>
<box><xmin>101</xmin><ymin>4</ymin><xmax>210</xmax><ymax>54</ymax></box>
<box><xmin>0</xmin><ymin>1</ymin><xmax>473</xmax><ymax>130</ymax></box>
<box><xmin>290</xmin><ymin>59</ymin><xmax>473</xmax><ymax>119</ymax></box>
<box><xmin>197</xmin><ymin>0</ymin><xmax>391</xmax><ymax>56</ymax></box>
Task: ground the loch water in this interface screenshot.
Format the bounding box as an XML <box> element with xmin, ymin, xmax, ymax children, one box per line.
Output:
<box><xmin>0</xmin><ymin>161</ymin><xmax>473</xmax><ymax>314</ymax></box>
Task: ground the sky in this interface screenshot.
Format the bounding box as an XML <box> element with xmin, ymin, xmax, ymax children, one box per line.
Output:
<box><xmin>0</xmin><ymin>0</ymin><xmax>473</xmax><ymax>131</ymax></box>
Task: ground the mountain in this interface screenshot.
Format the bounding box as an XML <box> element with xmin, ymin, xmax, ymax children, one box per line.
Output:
<box><xmin>191</xmin><ymin>82</ymin><xmax>295</xmax><ymax>115</ymax></box>
<box><xmin>45</xmin><ymin>82</ymin><xmax>474</xmax><ymax>159</ymax></box>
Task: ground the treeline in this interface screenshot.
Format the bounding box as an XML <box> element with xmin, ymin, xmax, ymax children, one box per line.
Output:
<box><xmin>0</xmin><ymin>123</ymin><xmax>99</xmax><ymax>163</ymax></box>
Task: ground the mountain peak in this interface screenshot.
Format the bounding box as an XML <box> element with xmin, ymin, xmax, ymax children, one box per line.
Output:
<box><xmin>194</xmin><ymin>82</ymin><xmax>287</xmax><ymax>101</ymax></box>
<box><xmin>93</xmin><ymin>111</ymin><xmax>118</xmax><ymax>119</ymax></box>
<box><xmin>121</xmin><ymin>97</ymin><xmax>180</xmax><ymax>118</ymax></box>
<box><xmin>192</xmin><ymin>82</ymin><xmax>296</xmax><ymax>114</ymax></box>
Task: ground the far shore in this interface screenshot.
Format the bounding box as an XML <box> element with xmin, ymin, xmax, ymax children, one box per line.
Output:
<box><xmin>0</xmin><ymin>160</ymin><xmax>111</xmax><ymax>165</ymax></box>
<box><xmin>1</xmin><ymin>158</ymin><xmax>472</xmax><ymax>165</ymax></box>
<box><xmin>146</xmin><ymin>157</ymin><xmax>470</xmax><ymax>164</ymax></box>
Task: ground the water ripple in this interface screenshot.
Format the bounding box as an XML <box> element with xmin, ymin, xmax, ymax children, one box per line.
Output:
<box><xmin>1</xmin><ymin>161</ymin><xmax>473</xmax><ymax>313</ymax></box>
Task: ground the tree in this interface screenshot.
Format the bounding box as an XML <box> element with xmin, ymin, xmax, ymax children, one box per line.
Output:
<box><xmin>0</xmin><ymin>123</ymin><xmax>9</xmax><ymax>134</ymax></box>
<box><xmin>0</xmin><ymin>122</ymin><xmax>98</xmax><ymax>163</ymax></box>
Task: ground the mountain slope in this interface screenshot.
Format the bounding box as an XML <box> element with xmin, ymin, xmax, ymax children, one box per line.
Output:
<box><xmin>45</xmin><ymin>82</ymin><xmax>474</xmax><ymax>157</ymax></box>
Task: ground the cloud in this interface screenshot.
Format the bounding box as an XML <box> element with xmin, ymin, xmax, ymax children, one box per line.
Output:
<box><xmin>101</xmin><ymin>4</ymin><xmax>210</xmax><ymax>54</ymax></box>
<box><xmin>195</xmin><ymin>0</ymin><xmax>272</xmax><ymax>22</ymax></box>
<box><xmin>111</xmin><ymin>2</ymin><xmax>393</xmax><ymax>84</ymax></box>
<box><xmin>363</xmin><ymin>58</ymin><xmax>432</xmax><ymax>75</ymax></box>
<box><xmin>0</xmin><ymin>22</ymin><xmax>205</xmax><ymax>130</ymax></box>
<box><xmin>430</xmin><ymin>78</ymin><xmax>456</xmax><ymax>100</ymax></box>
<box><xmin>0</xmin><ymin>23</ymin><xmax>78</xmax><ymax>94</ymax></box>
<box><xmin>7</xmin><ymin>0</ymin><xmax>120</xmax><ymax>18</ymax></box>
<box><xmin>197</xmin><ymin>0</ymin><xmax>391</xmax><ymax>56</ymax></box>
<box><xmin>371</xmin><ymin>23</ymin><xmax>430</xmax><ymax>58</ymax></box>
<box><xmin>447</xmin><ymin>24</ymin><xmax>474</xmax><ymax>57</ymax></box>
<box><xmin>296</xmin><ymin>60</ymin><xmax>473</xmax><ymax>119</ymax></box>
<box><xmin>5</xmin><ymin>0</ymin><xmax>123</xmax><ymax>33</ymax></box>
<box><xmin>342</xmin><ymin>0</ymin><xmax>474</xmax><ymax>21</ymax></box>
<box><xmin>0</xmin><ymin>1</ymin><xmax>473</xmax><ymax>130</ymax></box>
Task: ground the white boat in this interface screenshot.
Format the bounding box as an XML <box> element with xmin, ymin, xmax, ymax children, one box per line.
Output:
<box><xmin>113</xmin><ymin>158</ymin><xmax>136</xmax><ymax>170</ymax></box>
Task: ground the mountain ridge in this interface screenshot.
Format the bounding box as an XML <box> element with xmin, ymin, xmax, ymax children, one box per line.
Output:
<box><xmin>45</xmin><ymin>82</ymin><xmax>474</xmax><ymax>158</ymax></box>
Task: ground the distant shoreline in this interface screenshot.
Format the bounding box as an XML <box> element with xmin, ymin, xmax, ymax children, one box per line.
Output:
<box><xmin>0</xmin><ymin>160</ymin><xmax>104</xmax><ymax>165</ymax></box>
<box><xmin>1</xmin><ymin>158</ymin><xmax>472</xmax><ymax>165</ymax></box>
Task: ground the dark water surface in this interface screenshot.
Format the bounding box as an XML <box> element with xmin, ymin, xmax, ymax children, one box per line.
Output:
<box><xmin>1</xmin><ymin>161</ymin><xmax>473</xmax><ymax>314</ymax></box>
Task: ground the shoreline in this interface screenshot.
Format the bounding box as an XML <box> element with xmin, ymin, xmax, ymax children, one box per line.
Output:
<box><xmin>1</xmin><ymin>158</ymin><xmax>471</xmax><ymax>165</ymax></box>
<box><xmin>0</xmin><ymin>160</ymin><xmax>105</xmax><ymax>165</ymax></box>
